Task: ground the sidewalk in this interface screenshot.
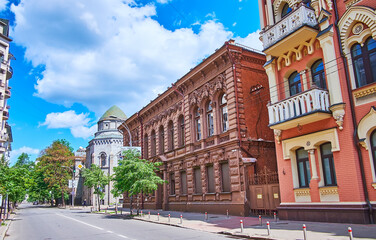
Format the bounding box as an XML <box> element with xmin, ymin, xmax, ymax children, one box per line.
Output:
<box><xmin>0</xmin><ymin>213</ymin><xmax>15</xmax><ymax>240</ymax></box>
<box><xmin>100</xmin><ymin>207</ymin><xmax>376</xmax><ymax>240</ymax></box>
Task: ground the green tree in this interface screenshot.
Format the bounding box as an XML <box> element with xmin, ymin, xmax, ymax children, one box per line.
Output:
<box><xmin>37</xmin><ymin>140</ymin><xmax>74</xmax><ymax>207</ymax></box>
<box><xmin>15</xmin><ymin>153</ymin><xmax>31</xmax><ymax>167</ymax></box>
<box><xmin>112</xmin><ymin>149</ymin><xmax>165</xmax><ymax>214</ymax></box>
<box><xmin>81</xmin><ymin>164</ymin><xmax>111</xmax><ymax>211</ymax></box>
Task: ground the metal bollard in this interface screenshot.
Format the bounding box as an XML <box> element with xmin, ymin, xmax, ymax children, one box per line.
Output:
<box><xmin>180</xmin><ymin>214</ymin><xmax>183</xmax><ymax>224</ymax></box>
<box><xmin>274</xmin><ymin>212</ymin><xmax>277</xmax><ymax>222</ymax></box>
<box><xmin>259</xmin><ymin>215</ymin><xmax>262</xmax><ymax>226</ymax></box>
<box><xmin>141</xmin><ymin>210</ymin><xmax>143</xmax><ymax>217</ymax></box>
<box><xmin>303</xmin><ymin>224</ymin><xmax>307</xmax><ymax>240</ymax></box>
<box><xmin>240</xmin><ymin>220</ymin><xmax>244</xmax><ymax>233</ymax></box>
<box><xmin>157</xmin><ymin>212</ymin><xmax>160</xmax><ymax>221</ymax></box>
<box><xmin>267</xmin><ymin>221</ymin><xmax>270</xmax><ymax>236</ymax></box>
<box><xmin>148</xmin><ymin>211</ymin><xmax>150</xmax><ymax>219</ymax></box>
<box><xmin>227</xmin><ymin>209</ymin><xmax>229</xmax><ymax>218</ymax></box>
<box><xmin>168</xmin><ymin>214</ymin><xmax>171</xmax><ymax>223</ymax></box>
<box><xmin>348</xmin><ymin>227</ymin><xmax>354</xmax><ymax>240</ymax></box>
<box><xmin>205</xmin><ymin>212</ymin><xmax>208</xmax><ymax>221</ymax></box>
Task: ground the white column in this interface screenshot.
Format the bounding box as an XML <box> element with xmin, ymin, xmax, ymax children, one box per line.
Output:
<box><xmin>308</xmin><ymin>149</ymin><xmax>318</xmax><ymax>179</ymax></box>
<box><xmin>258</xmin><ymin>0</ymin><xmax>265</xmax><ymax>28</ymax></box>
<box><xmin>266</xmin><ymin>0</ymin><xmax>274</xmax><ymax>26</ymax></box>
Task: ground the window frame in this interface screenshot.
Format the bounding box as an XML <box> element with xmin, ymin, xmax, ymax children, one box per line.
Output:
<box><xmin>168</xmin><ymin>120</ymin><xmax>174</xmax><ymax>151</ymax></box>
<box><xmin>296</xmin><ymin>148</ymin><xmax>310</xmax><ymax>188</ymax></box>
<box><xmin>180</xmin><ymin>171</ymin><xmax>187</xmax><ymax>195</ymax></box>
<box><xmin>170</xmin><ymin>172</ymin><xmax>175</xmax><ymax>195</ymax></box>
<box><xmin>288</xmin><ymin>71</ymin><xmax>302</xmax><ymax>96</ymax></box>
<box><xmin>178</xmin><ymin>115</ymin><xmax>185</xmax><ymax>147</ymax></box>
<box><xmin>206</xmin><ymin>164</ymin><xmax>215</xmax><ymax>193</ymax></box>
<box><xmin>195</xmin><ymin>107</ymin><xmax>201</xmax><ymax>141</ymax></box>
<box><xmin>151</xmin><ymin>130</ymin><xmax>156</xmax><ymax>157</ymax></box>
<box><xmin>320</xmin><ymin>143</ymin><xmax>337</xmax><ymax>186</ymax></box>
<box><xmin>311</xmin><ymin>59</ymin><xmax>327</xmax><ymax>89</ymax></box>
<box><xmin>100</xmin><ymin>153</ymin><xmax>107</xmax><ymax>167</ymax></box>
<box><xmin>159</xmin><ymin>126</ymin><xmax>164</xmax><ymax>154</ymax></box>
<box><xmin>281</xmin><ymin>3</ymin><xmax>292</xmax><ymax>19</ymax></box>
<box><xmin>207</xmin><ymin>101</ymin><xmax>214</xmax><ymax>137</ymax></box>
<box><xmin>194</xmin><ymin>167</ymin><xmax>202</xmax><ymax>194</ymax></box>
<box><xmin>220</xmin><ymin>162</ymin><xmax>231</xmax><ymax>192</ymax></box>
<box><xmin>371</xmin><ymin>130</ymin><xmax>376</xmax><ymax>176</ymax></box>
<box><xmin>220</xmin><ymin>94</ymin><xmax>228</xmax><ymax>133</ymax></box>
<box><xmin>351</xmin><ymin>37</ymin><xmax>376</xmax><ymax>88</ymax></box>
<box><xmin>144</xmin><ymin>134</ymin><xmax>149</xmax><ymax>159</ymax></box>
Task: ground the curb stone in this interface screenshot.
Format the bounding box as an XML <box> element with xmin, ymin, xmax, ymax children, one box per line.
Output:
<box><xmin>0</xmin><ymin>213</ymin><xmax>15</xmax><ymax>240</ymax></box>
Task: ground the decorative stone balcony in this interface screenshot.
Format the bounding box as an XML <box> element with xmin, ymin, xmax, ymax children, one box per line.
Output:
<box><xmin>6</xmin><ymin>65</ymin><xmax>13</xmax><ymax>80</ymax></box>
<box><xmin>3</xmin><ymin>110</ymin><xmax>9</xmax><ymax>120</ymax></box>
<box><xmin>268</xmin><ymin>88</ymin><xmax>331</xmax><ymax>130</ymax></box>
<box><xmin>261</xmin><ymin>4</ymin><xmax>318</xmax><ymax>56</ymax></box>
<box><xmin>4</xmin><ymin>89</ymin><xmax>10</xmax><ymax>98</ymax></box>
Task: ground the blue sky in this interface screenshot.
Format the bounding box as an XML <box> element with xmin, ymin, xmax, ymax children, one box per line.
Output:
<box><xmin>0</xmin><ymin>0</ymin><xmax>262</xmax><ymax>164</ymax></box>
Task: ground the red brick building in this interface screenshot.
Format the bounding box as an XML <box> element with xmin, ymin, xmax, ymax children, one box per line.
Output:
<box><xmin>258</xmin><ymin>0</ymin><xmax>376</xmax><ymax>223</ymax></box>
<box><xmin>119</xmin><ymin>41</ymin><xmax>278</xmax><ymax>216</ymax></box>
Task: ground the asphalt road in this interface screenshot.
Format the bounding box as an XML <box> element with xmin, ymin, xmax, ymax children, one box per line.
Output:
<box><xmin>5</xmin><ymin>204</ymin><xmax>243</xmax><ymax>240</ymax></box>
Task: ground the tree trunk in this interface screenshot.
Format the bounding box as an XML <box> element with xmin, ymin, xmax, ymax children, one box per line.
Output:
<box><xmin>97</xmin><ymin>194</ymin><xmax>101</xmax><ymax>212</ymax></box>
<box><xmin>61</xmin><ymin>190</ymin><xmax>65</xmax><ymax>207</ymax></box>
<box><xmin>130</xmin><ymin>196</ymin><xmax>133</xmax><ymax>215</ymax></box>
<box><xmin>0</xmin><ymin>197</ymin><xmax>4</xmax><ymax>222</ymax></box>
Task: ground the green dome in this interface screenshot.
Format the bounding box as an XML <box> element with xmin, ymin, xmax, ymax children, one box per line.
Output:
<box><xmin>99</xmin><ymin>105</ymin><xmax>127</xmax><ymax>121</ymax></box>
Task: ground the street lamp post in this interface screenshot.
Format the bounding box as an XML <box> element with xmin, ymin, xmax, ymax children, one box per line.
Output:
<box><xmin>122</xmin><ymin>122</ymin><xmax>132</xmax><ymax>147</ymax></box>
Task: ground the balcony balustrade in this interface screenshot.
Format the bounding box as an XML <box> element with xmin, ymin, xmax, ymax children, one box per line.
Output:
<box><xmin>261</xmin><ymin>4</ymin><xmax>317</xmax><ymax>53</ymax></box>
<box><xmin>4</xmin><ymin>89</ymin><xmax>10</xmax><ymax>98</ymax></box>
<box><xmin>268</xmin><ymin>88</ymin><xmax>331</xmax><ymax>130</ymax></box>
<box><xmin>6</xmin><ymin>66</ymin><xmax>13</xmax><ymax>80</ymax></box>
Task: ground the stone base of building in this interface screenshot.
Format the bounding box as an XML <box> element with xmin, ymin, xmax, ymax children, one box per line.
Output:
<box><xmin>123</xmin><ymin>201</ymin><xmax>247</xmax><ymax>216</ymax></box>
<box><xmin>278</xmin><ymin>203</ymin><xmax>376</xmax><ymax>224</ymax></box>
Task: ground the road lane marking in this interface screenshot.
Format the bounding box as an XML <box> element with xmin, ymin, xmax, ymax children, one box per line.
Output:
<box><xmin>55</xmin><ymin>213</ymin><xmax>134</xmax><ymax>240</ymax></box>
<box><xmin>55</xmin><ymin>213</ymin><xmax>104</xmax><ymax>230</ymax></box>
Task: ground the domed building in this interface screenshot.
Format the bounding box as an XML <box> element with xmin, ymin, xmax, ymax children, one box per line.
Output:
<box><xmin>83</xmin><ymin>105</ymin><xmax>127</xmax><ymax>206</ymax></box>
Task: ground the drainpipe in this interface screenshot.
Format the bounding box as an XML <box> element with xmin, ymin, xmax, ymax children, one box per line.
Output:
<box><xmin>333</xmin><ymin>0</ymin><xmax>374</xmax><ymax>224</ymax></box>
<box><xmin>137</xmin><ymin>112</ymin><xmax>143</xmax><ymax>159</ymax></box>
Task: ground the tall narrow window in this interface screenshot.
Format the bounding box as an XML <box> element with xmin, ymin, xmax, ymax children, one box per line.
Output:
<box><xmin>100</xmin><ymin>153</ymin><xmax>106</xmax><ymax>167</ymax></box>
<box><xmin>296</xmin><ymin>148</ymin><xmax>310</xmax><ymax>188</ymax></box>
<box><xmin>180</xmin><ymin>171</ymin><xmax>187</xmax><ymax>195</ymax></box>
<box><xmin>351</xmin><ymin>37</ymin><xmax>376</xmax><ymax>88</ymax></box>
<box><xmin>178</xmin><ymin>115</ymin><xmax>185</xmax><ymax>147</ymax></box>
<box><xmin>289</xmin><ymin>72</ymin><xmax>302</xmax><ymax>96</ymax></box>
<box><xmin>195</xmin><ymin>108</ymin><xmax>201</xmax><ymax>141</ymax></box>
<box><xmin>194</xmin><ymin>168</ymin><xmax>202</xmax><ymax>194</ymax></box>
<box><xmin>170</xmin><ymin>173</ymin><xmax>175</xmax><ymax>195</ymax></box>
<box><xmin>221</xmin><ymin>162</ymin><xmax>231</xmax><ymax>192</ymax></box>
<box><xmin>151</xmin><ymin>130</ymin><xmax>156</xmax><ymax>157</ymax></box>
<box><xmin>311</xmin><ymin>60</ymin><xmax>327</xmax><ymax>89</ymax></box>
<box><xmin>207</xmin><ymin>165</ymin><xmax>215</xmax><ymax>193</ymax></box>
<box><xmin>168</xmin><ymin>121</ymin><xmax>174</xmax><ymax>151</ymax></box>
<box><xmin>320</xmin><ymin>143</ymin><xmax>337</xmax><ymax>186</ymax></box>
<box><xmin>281</xmin><ymin>3</ymin><xmax>292</xmax><ymax>18</ymax></box>
<box><xmin>144</xmin><ymin>134</ymin><xmax>149</xmax><ymax>159</ymax></box>
<box><xmin>159</xmin><ymin>126</ymin><xmax>164</xmax><ymax>154</ymax></box>
<box><xmin>220</xmin><ymin>94</ymin><xmax>228</xmax><ymax>132</ymax></box>
<box><xmin>371</xmin><ymin>130</ymin><xmax>376</xmax><ymax>175</ymax></box>
<box><xmin>207</xmin><ymin>101</ymin><xmax>214</xmax><ymax>137</ymax></box>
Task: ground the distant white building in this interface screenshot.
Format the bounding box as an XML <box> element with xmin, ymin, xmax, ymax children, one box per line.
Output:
<box><xmin>83</xmin><ymin>106</ymin><xmax>126</xmax><ymax>206</ymax></box>
<box><xmin>0</xmin><ymin>19</ymin><xmax>13</xmax><ymax>162</ymax></box>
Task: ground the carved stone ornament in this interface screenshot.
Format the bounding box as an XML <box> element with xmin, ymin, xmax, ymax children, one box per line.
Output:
<box><xmin>325</xmin><ymin>0</ymin><xmax>333</xmax><ymax>10</ymax></box>
<box><xmin>188</xmin><ymin>73</ymin><xmax>227</xmax><ymax>107</ymax></box>
<box><xmin>352</xmin><ymin>23</ymin><xmax>364</xmax><ymax>35</ymax></box>
<box><xmin>274</xmin><ymin>129</ymin><xmax>282</xmax><ymax>144</ymax></box>
<box><xmin>144</xmin><ymin>102</ymin><xmax>183</xmax><ymax>129</ymax></box>
<box><xmin>329</xmin><ymin>103</ymin><xmax>346</xmax><ymax>131</ymax></box>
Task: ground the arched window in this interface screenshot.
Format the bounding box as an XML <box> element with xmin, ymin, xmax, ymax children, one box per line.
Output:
<box><xmin>168</xmin><ymin>121</ymin><xmax>174</xmax><ymax>151</ymax></box>
<box><xmin>371</xmin><ymin>130</ymin><xmax>376</xmax><ymax>175</ymax></box>
<box><xmin>178</xmin><ymin>115</ymin><xmax>185</xmax><ymax>147</ymax></box>
<box><xmin>351</xmin><ymin>37</ymin><xmax>376</xmax><ymax>88</ymax></box>
<box><xmin>311</xmin><ymin>59</ymin><xmax>327</xmax><ymax>89</ymax></box>
<box><xmin>207</xmin><ymin>101</ymin><xmax>214</xmax><ymax>137</ymax></box>
<box><xmin>296</xmin><ymin>148</ymin><xmax>310</xmax><ymax>188</ymax></box>
<box><xmin>220</xmin><ymin>94</ymin><xmax>228</xmax><ymax>132</ymax></box>
<box><xmin>289</xmin><ymin>71</ymin><xmax>302</xmax><ymax>96</ymax></box>
<box><xmin>195</xmin><ymin>107</ymin><xmax>201</xmax><ymax>141</ymax></box>
<box><xmin>159</xmin><ymin>126</ymin><xmax>165</xmax><ymax>154</ymax></box>
<box><xmin>151</xmin><ymin>130</ymin><xmax>156</xmax><ymax>157</ymax></box>
<box><xmin>320</xmin><ymin>142</ymin><xmax>336</xmax><ymax>186</ymax></box>
<box><xmin>281</xmin><ymin>3</ymin><xmax>292</xmax><ymax>18</ymax></box>
<box><xmin>144</xmin><ymin>134</ymin><xmax>149</xmax><ymax>159</ymax></box>
<box><xmin>100</xmin><ymin>153</ymin><xmax>107</xmax><ymax>167</ymax></box>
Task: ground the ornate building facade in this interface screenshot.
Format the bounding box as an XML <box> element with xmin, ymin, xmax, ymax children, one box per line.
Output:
<box><xmin>83</xmin><ymin>106</ymin><xmax>126</xmax><ymax>206</ymax></box>
<box><xmin>258</xmin><ymin>0</ymin><xmax>376</xmax><ymax>223</ymax></box>
<box><xmin>119</xmin><ymin>41</ymin><xmax>277</xmax><ymax>216</ymax></box>
<box><xmin>0</xmin><ymin>19</ymin><xmax>13</xmax><ymax>162</ymax></box>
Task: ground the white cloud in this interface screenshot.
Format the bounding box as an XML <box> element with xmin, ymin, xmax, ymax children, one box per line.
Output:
<box><xmin>41</xmin><ymin>110</ymin><xmax>96</xmax><ymax>139</ymax></box>
<box><xmin>0</xmin><ymin>0</ymin><xmax>7</xmax><ymax>11</ymax></box>
<box><xmin>234</xmin><ymin>30</ymin><xmax>263</xmax><ymax>51</ymax></box>
<box><xmin>156</xmin><ymin>0</ymin><xmax>171</xmax><ymax>4</ymax></box>
<box><xmin>10</xmin><ymin>146</ymin><xmax>40</xmax><ymax>164</ymax></box>
<box><xmin>232</xmin><ymin>22</ymin><xmax>237</xmax><ymax>27</ymax></box>
<box><xmin>11</xmin><ymin>0</ymin><xmax>261</xmax><ymax>117</ymax></box>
